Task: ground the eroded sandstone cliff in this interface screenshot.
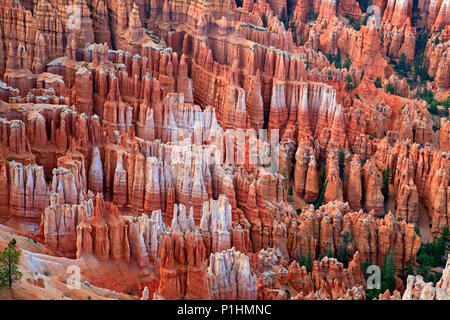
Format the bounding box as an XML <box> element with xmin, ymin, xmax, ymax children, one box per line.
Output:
<box><xmin>0</xmin><ymin>0</ymin><xmax>448</xmax><ymax>300</ymax></box>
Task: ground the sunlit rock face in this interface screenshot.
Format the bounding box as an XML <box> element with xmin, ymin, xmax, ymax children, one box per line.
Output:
<box><xmin>0</xmin><ymin>0</ymin><xmax>448</xmax><ymax>301</ymax></box>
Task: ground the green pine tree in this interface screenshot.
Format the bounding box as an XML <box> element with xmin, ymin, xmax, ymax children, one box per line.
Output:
<box><xmin>374</xmin><ymin>76</ymin><xmax>382</xmax><ymax>88</ymax></box>
<box><xmin>365</xmin><ymin>252</ymin><xmax>396</xmax><ymax>299</ymax></box>
<box><xmin>343</xmin><ymin>58</ymin><xmax>352</xmax><ymax>70</ymax></box>
<box><xmin>361</xmin><ymin>260</ymin><xmax>371</xmax><ymax>276</ymax></box>
<box><xmin>326</xmin><ymin>248</ymin><xmax>333</xmax><ymax>258</ymax></box>
<box><xmin>334</xmin><ymin>50</ymin><xmax>342</xmax><ymax>69</ymax></box>
<box><xmin>381</xmin><ymin>252</ymin><xmax>396</xmax><ymax>292</ymax></box>
<box><xmin>262</xmin><ymin>14</ymin><xmax>268</xmax><ymax>28</ymax></box>
<box><xmin>406</xmin><ymin>264</ymin><xmax>414</xmax><ymax>276</ymax></box>
<box><xmin>337</xmin><ymin>231</ymin><xmax>353</xmax><ymax>267</ymax></box>
<box><xmin>394</xmin><ymin>53</ymin><xmax>409</xmax><ymax>78</ymax></box>
<box><xmin>381</xmin><ymin>165</ymin><xmax>391</xmax><ymax>201</ymax></box>
<box><xmin>285</xmin><ymin>289</ymin><xmax>291</xmax><ymax>300</ymax></box>
<box><xmin>314</xmin><ymin>179</ymin><xmax>328</xmax><ymax>209</ymax></box>
<box><xmin>281</xmin><ymin>8</ymin><xmax>288</xmax><ymax>30</ymax></box>
<box><xmin>338</xmin><ymin>149</ymin><xmax>345</xmax><ymax>180</ymax></box>
<box><xmin>345</xmin><ymin>74</ymin><xmax>354</xmax><ymax>90</ymax></box>
<box><xmin>385</xmin><ymin>82</ymin><xmax>395</xmax><ymax>94</ymax></box>
<box><xmin>304</xmin><ymin>252</ymin><xmax>313</xmax><ymax>273</ymax></box>
<box><xmin>0</xmin><ymin>239</ymin><xmax>22</xmax><ymax>288</ymax></box>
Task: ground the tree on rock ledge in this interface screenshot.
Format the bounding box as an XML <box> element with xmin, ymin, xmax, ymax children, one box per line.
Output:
<box><xmin>0</xmin><ymin>239</ymin><xmax>22</xmax><ymax>288</ymax></box>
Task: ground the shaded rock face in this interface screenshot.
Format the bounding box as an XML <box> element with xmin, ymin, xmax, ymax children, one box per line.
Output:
<box><xmin>0</xmin><ymin>160</ymin><xmax>48</xmax><ymax>220</ymax></box>
<box><xmin>0</xmin><ymin>0</ymin><xmax>448</xmax><ymax>301</ymax></box>
<box><xmin>253</xmin><ymin>247</ymin><xmax>366</xmax><ymax>300</ymax></box>
<box><xmin>41</xmin><ymin>192</ymin><xmax>94</xmax><ymax>256</ymax></box>
<box><xmin>260</xmin><ymin>200</ymin><xmax>422</xmax><ymax>271</ymax></box>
